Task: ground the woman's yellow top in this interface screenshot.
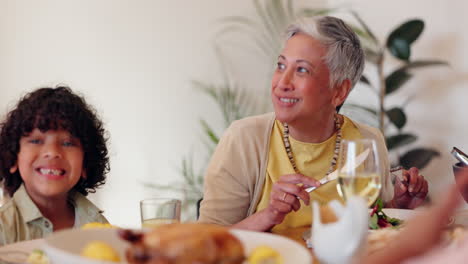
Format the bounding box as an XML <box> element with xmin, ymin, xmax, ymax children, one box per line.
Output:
<box><xmin>255</xmin><ymin>116</ymin><xmax>362</xmax><ymax>232</ymax></box>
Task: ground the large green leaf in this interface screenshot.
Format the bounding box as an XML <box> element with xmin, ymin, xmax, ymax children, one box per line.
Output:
<box><xmin>401</xmin><ymin>60</ymin><xmax>449</xmax><ymax>71</ymax></box>
<box><xmin>386</xmin><ymin>20</ymin><xmax>424</xmax><ymax>60</ymax></box>
<box><xmin>386</xmin><ymin>133</ymin><xmax>417</xmax><ymax>150</ymax></box>
<box><xmin>386</xmin><ymin>107</ymin><xmax>407</xmax><ymax>129</ymax></box>
<box><xmin>385</xmin><ymin>70</ymin><xmax>412</xmax><ymax>94</ymax></box>
<box><xmin>399</xmin><ymin>148</ymin><xmax>440</xmax><ymax>169</ymax></box>
<box><xmin>388</xmin><ymin>38</ymin><xmax>411</xmax><ymax>61</ymax></box>
<box><xmin>385</xmin><ymin>60</ymin><xmax>448</xmax><ymax>94</ymax></box>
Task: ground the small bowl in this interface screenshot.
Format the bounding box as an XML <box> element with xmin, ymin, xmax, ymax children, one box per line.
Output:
<box><xmin>453</xmin><ymin>162</ymin><xmax>468</xmax><ymax>203</ymax></box>
<box><xmin>43</xmin><ymin>228</ymin><xmax>129</xmax><ymax>264</ymax></box>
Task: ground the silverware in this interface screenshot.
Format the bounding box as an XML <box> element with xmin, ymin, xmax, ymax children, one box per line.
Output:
<box><xmin>305</xmin><ymin>177</ymin><xmax>336</xmax><ymax>193</ymax></box>
<box><xmin>391</xmin><ymin>166</ymin><xmax>409</xmax><ymax>187</ymax></box>
<box><xmin>305</xmin><ymin>148</ymin><xmax>370</xmax><ymax>193</ymax></box>
<box><xmin>451</xmin><ymin>147</ymin><xmax>468</xmax><ymax>166</ymax></box>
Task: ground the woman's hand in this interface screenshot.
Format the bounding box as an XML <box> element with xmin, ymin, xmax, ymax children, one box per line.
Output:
<box><xmin>232</xmin><ymin>174</ymin><xmax>320</xmax><ymax>231</ymax></box>
<box><xmin>392</xmin><ymin>167</ymin><xmax>428</xmax><ymax>209</ymax></box>
<box><xmin>265</xmin><ymin>174</ymin><xmax>321</xmax><ymax>226</ymax></box>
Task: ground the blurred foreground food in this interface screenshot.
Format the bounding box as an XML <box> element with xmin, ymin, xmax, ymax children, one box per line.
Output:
<box><xmin>81</xmin><ymin>240</ymin><xmax>120</xmax><ymax>262</ymax></box>
<box><xmin>248</xmin><ymin>245</ymin><xmax>284</xmax><ymax>264</ymax></box>
<box><xmin>119</xmin><ymin>223</ymin><xmax>245</xmax><ymax>264</ymax></box>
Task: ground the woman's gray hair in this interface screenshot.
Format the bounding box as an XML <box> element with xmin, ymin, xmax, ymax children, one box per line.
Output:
<box><xmin>285</xmin><ymin>16</ymin><xmax>364</xmax><ymax>89</ymax></box>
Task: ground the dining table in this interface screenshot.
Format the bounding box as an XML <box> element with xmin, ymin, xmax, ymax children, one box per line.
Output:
<box><xmin>274</xmin><ymin>208</ymin><xmax>468</xmax><ymax>264</ymax></box>
<box><xmin>0</xmin><ymin>228</ymin><xmax>316</xmax><ymax>264</ymax></box>
<box><xmin>2</xmin><ymin>209</ymin><xmax>468</xmax><ymax>264</ymax></box>
<box><xmin>275</xmin><ymin>226</ymin><xmax>318</xmax><ymax>264</ymax></box>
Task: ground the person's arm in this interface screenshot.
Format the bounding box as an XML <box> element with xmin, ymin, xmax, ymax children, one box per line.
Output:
<box><xmin>360</xmin><ymin>169</ymin><xmax>468</xmax><ymax>264</ymax></box>
<box><xmin>199</xmin><ymin>117</ymin><xmax>320</xmax><ymax>231</ymax></box>
<box><xmin>232</xmin><ymin>208</ymin><xmax>277</xmax><ymax>231</ymax></box>
<box><xmin>232</xmin><ymin>174</ymin><xmax>320</xmax><ymax>231</ymax></box>
<box><xmin>198</xmin><ymin>121</ymin><xmax>260</xmax><ymax>226</ymax></box>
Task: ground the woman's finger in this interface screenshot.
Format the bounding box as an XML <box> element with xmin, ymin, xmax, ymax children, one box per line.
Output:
<box><xmin>415</xmin><ymin>179</ymin><xmax>429</xmax><ymax>198</ymax></box>
<box><xmin>270</xmin><ymin>198</ymin><xmax>293</xmax><ymax>214</ymax></box>
<box><xmin>408</xmin><ymin>169</ymin><xmax>419</xmax><ymax>193</ymax></box>
<box><xmin>271</xmin><ymin>188</ymin><xmax>301</xmax><ymax>206</ymax></box>
<box><xmin>278</xmin><ymin>174</ymin><xmax>321</xmax><ymax>187</ymax></box>
<box><xmin>273</xmin><ymin>182</ymin><xmax>303</xmax><ymax>194</ymax></box>
<box><xmin>292</xmin><ymin>198</ymin><xmax>301</xmax><ymax>211</ymax></box>
<box><xmin>394</xmin><ymin>176</ymin><xmax>408</xmax><ymax>197</ymax></box>
<box><xmin>273</xmin><ymin>182</ymin><xmax>310</xmax><ymax>204</ymax></box>
<box><xmin>409</xmin><ymin>175</ymin><xmax>424</xmax><ymax>195</ymax></box>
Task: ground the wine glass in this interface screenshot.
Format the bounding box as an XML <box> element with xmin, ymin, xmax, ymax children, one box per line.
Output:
<box><xmin>336</xmin><ymin>139</ymin><xmax>382</xmax><ymax>206</ymax></box>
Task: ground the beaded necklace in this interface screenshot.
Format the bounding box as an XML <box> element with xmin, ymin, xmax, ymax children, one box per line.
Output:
<box><xmin>282</xmin><ymin>114</ymin><xmax>342</xmax><ymax>181</ymax></box>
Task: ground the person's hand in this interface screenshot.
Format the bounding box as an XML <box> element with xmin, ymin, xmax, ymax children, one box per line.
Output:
<box><xmin>265</xmin><ymin>174</ymin><xmax>321</xmax><ymax>226</ymax></box>
<box><xmin>393</xmin><ymin>167</ymin><xmax>428</xmax><ymax>209</ymax></box>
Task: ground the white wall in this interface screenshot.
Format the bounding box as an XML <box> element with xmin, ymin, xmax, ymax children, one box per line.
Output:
<box><xmin>0</xmin><ymin>0</ymin><xmax>251</xmax><ymax>227</ymax></box>
<box><xmin>0</xmin><ymin>0</ymin><xmax>467</xmax><ymax>228</ymax></box>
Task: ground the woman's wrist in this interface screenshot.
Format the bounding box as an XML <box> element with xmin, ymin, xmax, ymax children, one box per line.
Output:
<box><xmin>232</xmin><ymin>208</ymin><xmax>278</xmax><ymax>232</ymax></box>
<box><xmin>260</xmin><ymin>207</ymin><xmax>281</xmax><ymax>229</ymax></box>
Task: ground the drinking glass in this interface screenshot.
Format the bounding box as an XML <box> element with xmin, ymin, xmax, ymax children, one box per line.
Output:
<box><xmin>140</xmin><ymin>198</ymin><xmax>181</xmax><ymax>228</ymax></box>
<box><xmin>336</xmin><ymin>139</ymin><xmax>382</xmax><ymax>206</ymax></box>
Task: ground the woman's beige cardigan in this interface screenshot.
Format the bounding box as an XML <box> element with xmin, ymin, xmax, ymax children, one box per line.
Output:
<box><xmin>199</xmin><ymin>112</ymin><xmax>393</xmax><ymax>226</ymax></box>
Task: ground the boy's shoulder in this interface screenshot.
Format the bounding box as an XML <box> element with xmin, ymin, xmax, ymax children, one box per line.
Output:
<box><xmin>0</xmin><ymin>198</ymin><xmax>20</xmax><ymax>231</ymax></box>
<box><xmin>71</xmin><ymin>192</ymin><xmax>108</xmax><ymax>224</ymax></box>
<box><xmin>0</xmin><ymin>198</ymin><xmax>17</xmax><ymax>215</ymax></box>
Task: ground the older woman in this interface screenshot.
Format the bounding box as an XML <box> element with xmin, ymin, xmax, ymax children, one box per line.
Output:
<box><xmin>199</xmin><ymin>16</ymin><xmax>428</xmax><ymax>232</ymax></box>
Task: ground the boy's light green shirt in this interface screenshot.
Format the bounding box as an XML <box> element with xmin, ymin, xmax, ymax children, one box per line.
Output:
<box><xmin>0</xmin><ymin>184</ymin><xmax>108</xmax><ymax>246</ymax></box>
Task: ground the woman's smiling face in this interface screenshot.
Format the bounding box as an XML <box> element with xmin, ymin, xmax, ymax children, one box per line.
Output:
<box><xmin>12</xmin><ymin>128</ymin><xmax>84</xmax><ymax>201</ymax></box>
<box><xmin>271</xmin><ymin>33</ymin><xmax>337</xmax><ymax>126</ymax></box>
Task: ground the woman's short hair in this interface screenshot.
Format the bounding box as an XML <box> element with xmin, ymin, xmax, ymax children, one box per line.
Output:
<box><xmin>285</xmin><ymin>16</ymin><xmax>365</xmax><ymax>89</ymax></box>
<box><xmin>0</xmin><ymin>86</ymin><xmax>110</xmax><ymax>197</ymax></box>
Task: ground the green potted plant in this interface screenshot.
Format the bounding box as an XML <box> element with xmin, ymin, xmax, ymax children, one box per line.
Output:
<box><xmin>345</xmin><ymin>12</ymin><xmax>448</xmax><ymax>169</ymax></box>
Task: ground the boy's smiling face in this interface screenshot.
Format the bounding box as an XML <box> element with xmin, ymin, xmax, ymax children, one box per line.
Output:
<box><xmin>11</xmin><ymin>128</ymin><xmax>84</xmax><ymax>201</ymax></box>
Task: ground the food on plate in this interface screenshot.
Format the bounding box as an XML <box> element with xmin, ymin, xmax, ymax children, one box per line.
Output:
<box><xmin>369</xmin><ymin>198</ymin><xmax>403</xmax><ymax>230</ymax></box>
<box><xmin>81</xmin><ymin>222</ymin><xmax>116</xmax><ymax>229</ymax></box>
<box><xmin>367</xmin><ymin>226</ymin><xmax>468</xmax><ymax>255</ymax></box>
<box><xmin>119</xmin><ymin>223</ymin><xmax>245</xmax><ymax>264</ymax></box>
<box><xmin>248</xmin><ymin>245</ymin><xmax>284</xmax><ymax>264</ymax></box>
<box><xmin>366</xmin><ymin>228</ymin><xmax>400</xmax><ymax>255</ymax></box>
<box><xmin>81</xmin><ymin>240</ymin><xmax>121</xmax><ymax>262</ymax></box>
<box><xmin>26</xmin><ymin>249</ymin><xmax>50</xmax><ymax>264</ymax></box>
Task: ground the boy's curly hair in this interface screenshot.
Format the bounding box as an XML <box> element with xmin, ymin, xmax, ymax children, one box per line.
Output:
<box><xmin>0</xmin><ymin>86</ymin><xmax>110</xmax><ymax>197</ymax></box>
